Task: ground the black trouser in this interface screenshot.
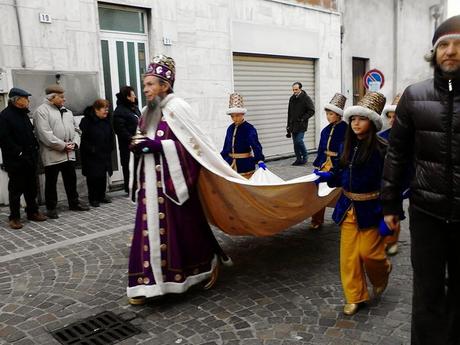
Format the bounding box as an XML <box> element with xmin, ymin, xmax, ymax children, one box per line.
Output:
<box><xmin>44</xmin><ymin>161</ymin><xmax>79</xmax><ymax>210</ymax></box>
<box><xmin>7</xmin><ymin>169</ymin><xmax>39</xmax><ymax>220</ymax></box>
<box><xmin>410</xmin><ymin>206</ymin><xmax>460</xmax><ymax>345</ymax></box>
<box><xmin>119</xmin><ymin>144</ymin><xmax>130</xmax><ymax>193</ymax></box>
<box><xmin>122</xmin><ymin>164</ymin><xmax>129</xmax><ymax>193</ymax></box>
<box><xmin>86</xmin><ymin>175</ymin><xmax>107</xmax><ymax>202</ymax></box>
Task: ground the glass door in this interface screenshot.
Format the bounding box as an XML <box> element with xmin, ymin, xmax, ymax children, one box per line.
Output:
<box><xmin>98</xmin><ymin>4</ymin><xmax>149</xmax><ymax>184</ymax></box>
<box><xmin>100</xmin><ymin>38</ymin><xmax>148</xmax><ymax>109</ymax></box>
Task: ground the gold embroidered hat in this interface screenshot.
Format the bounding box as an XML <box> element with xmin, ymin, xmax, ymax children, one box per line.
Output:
<box><xmin>343</xmin><ymin>92</ymin><xmax>386</xmax><ymax>131</ymax></box>
<box><xmin>324</xmin><ymin>93</ymin><xmax>347</xmax><ymax>116</ymax></box>
<box><xmin>145</xmin><ymin>54</ymin><xmax>176</xmax><ymax>88</ymax></box>
<box><xmin>226</xmin><ymin>93</ymin><xmax>247</xmax><ymax>115</ymax></box>
<box><xmin>382</xmin><ymin>93</ymin><xmax>401</xmax><ymax>118</ymax></box>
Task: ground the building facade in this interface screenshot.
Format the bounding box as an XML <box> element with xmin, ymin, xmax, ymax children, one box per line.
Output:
<box><xmin>0</xmin><ymin>0</ymin><xmax>447</xmax><ymax>202</ymax></box>
<box><xmin>340</xmin><ymin>0</ymin><xmax>447</xmax><ymax>107</ymax></box>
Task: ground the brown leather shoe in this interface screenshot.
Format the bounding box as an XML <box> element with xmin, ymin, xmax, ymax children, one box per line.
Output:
<box><xmin>27</xmin><ymin>212</ymin><xmax>48</xmax><ymax>222</ymax></box>
<box><xmin>9</xmin><ymin>219</ymin><xmax>23</xmax><ymax>229</ymax></box>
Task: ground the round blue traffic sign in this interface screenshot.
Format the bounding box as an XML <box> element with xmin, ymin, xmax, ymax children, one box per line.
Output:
<box><xmin>363</xmin><ymin>69</ymin><xmax>385</xmax><ymax>90</ymax></box>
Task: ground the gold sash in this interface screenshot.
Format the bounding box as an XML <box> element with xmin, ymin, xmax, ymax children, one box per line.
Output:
<box><xmin>343</xmin><ymin>190</ymin><xmax>380</xmax><ymax>201</ymax></box>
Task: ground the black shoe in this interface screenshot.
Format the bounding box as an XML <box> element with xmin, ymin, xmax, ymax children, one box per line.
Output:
<box><xmin>291</xmin><ymin>160</ymin><xmax>301</xmax><ymax>166</ymax></box>
<box><xmin>100</xmin><ymin>196</ymin><xmax>112</xmax><ymax>204</ymax></box>
<box><xmin>89</xmin><ymin>201</ymin><xmax>100</xmax><ymax>207</ymax></box>
<box><xmin>46</xmin><ymin>209</ymin><xmax>59</xmax><ymax>219</ymax></box>
<box><xmin>69</xmin><ymin>203</ymin><xmax>90</xmax><ymax>211</ymax></box>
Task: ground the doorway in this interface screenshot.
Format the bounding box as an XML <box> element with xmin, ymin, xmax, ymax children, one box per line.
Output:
<box><xmin>98</xmin><ymin>4</ymin><xmax>149</xmax><ymax>183</ymax></box>
<box><xmin>352</xmin><ymin>57</ymin><xmax>368</xmax><ymax>105</ymax></box>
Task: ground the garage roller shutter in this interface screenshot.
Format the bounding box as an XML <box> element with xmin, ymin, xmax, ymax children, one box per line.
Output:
<box><xmin>233</xmin><ymin>54</ymin><xmax>316</xmax><ymax>158</ymax></box>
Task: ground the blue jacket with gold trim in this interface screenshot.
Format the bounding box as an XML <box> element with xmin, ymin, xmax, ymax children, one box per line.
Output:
<box><xmin>327</xmin><ymin>138</ymin><xmax>387</xmax><ymax>229</ymax></box>
<box><xmin>313</xmin><ymin>121</ymin><xmax>347</xmax><ymax>169</ymax></box>
<box><xmin>220</xmin><ymin>121</ymin><xmax>264</xmax><ymax>173</ymax></box>
<box><xmin>379</xmin><ymin>128</ymin><xmax>391</xmax><ymax>141</ymax></box>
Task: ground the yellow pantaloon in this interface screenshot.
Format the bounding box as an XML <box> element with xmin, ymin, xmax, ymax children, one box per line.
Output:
<box><xmin>340</xmin><ymin>208</ymin><xmax>391</xmax><ymax>304</ymax></box>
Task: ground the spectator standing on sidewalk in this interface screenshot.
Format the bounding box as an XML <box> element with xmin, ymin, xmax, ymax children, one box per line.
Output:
<box><xmin>34</xmin><ymin>84</ymin><xmax>89</xmax><ymax>219</ymax></box>
<box><xmin>79</xmin><ymin>99</ymin><xmax>114</xmax><ymax>207</ymax></box>
<box><xmin>113</xmin><ymin>86</ymin><xmax>140</xmax><ymax>194</ymax></box>
<box><xmin>382</xmin><ymin>15</ymin><xmax>460</xmax><ymax>345</ymax></box>
<box><xmin>0</xmin><ymin>88</ymin><xmax>47</xmax><ymax>229</ymax></box>
<box><xmin>286</xmin><ymin>82</ymin><xmax>315</xmax><ymax>166</ymax></box>
<box><xmin>315</xmin><ymin>92</ymin><xmax>391</xmax><ymax>316</ymax></box>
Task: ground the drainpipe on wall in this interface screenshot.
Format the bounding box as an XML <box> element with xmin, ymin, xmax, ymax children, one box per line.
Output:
<box><xmin>337</xmin><ymin>0</ymin><xmax>345</xmax><ymax>95</ymax></box>
<box><xmin>340</xmin><ymin>24</ymin><xmax>344</xmax><ymax>94</ymax></box>
<box><xmin>393</xmin><ymin>0</ymin><xmax>399</xmax><ymax>95</ymax></box>
<box><xmin>13</xmin><ymin>0</ymin><xmax>26</xmax><ymax>68</ymax></box>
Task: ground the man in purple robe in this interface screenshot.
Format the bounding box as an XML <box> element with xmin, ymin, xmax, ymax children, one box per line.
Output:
<box><xmin>127</xmin><ymin>55</ymin><xmax>229</xmax><ymax>305</ymax></box>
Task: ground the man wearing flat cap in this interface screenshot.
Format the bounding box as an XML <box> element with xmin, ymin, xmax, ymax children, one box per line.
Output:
<box><xmin>0</xmin><ymin>88</ymin><xmax>47</xmax><ymax>229</ymax></box>
<box><xmin>34</xmin><ymin>84</ymin><xmax>89</xmax><ymax>219</ymax></box>
<box><xmin>382</xmin><ymin>15</ymin><xmax>460</xmax><ymax>345</ymax></box>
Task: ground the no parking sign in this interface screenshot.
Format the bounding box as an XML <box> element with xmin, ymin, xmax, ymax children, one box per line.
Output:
<box><xmin>363</xmin><ymin>69</ymin><xmax>385</xmax><ymax>91</ymax></box>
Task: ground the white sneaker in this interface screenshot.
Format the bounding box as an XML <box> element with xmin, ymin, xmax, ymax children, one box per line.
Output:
<box><xmin>386</xmin><ymin>243</ymin><xmax>399</xmax><ymax>256</ymax></box>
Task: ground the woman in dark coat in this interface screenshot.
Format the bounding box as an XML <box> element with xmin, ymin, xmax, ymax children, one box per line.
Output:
<box><xmin>113</xmin><ymin>86</ymin><xmax>141</xmax><ymax>193</ymax></box>
<box><xmin>79</xmin><ymin>99</ymin><xmax>114</xmax><ymax>207</ymax></box>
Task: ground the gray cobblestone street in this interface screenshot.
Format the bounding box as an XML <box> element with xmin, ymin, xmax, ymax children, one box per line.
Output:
<box><xmin>0</xmin><ymin>157</ymin><xmax>412</xmax><ymax>345</ymax></box>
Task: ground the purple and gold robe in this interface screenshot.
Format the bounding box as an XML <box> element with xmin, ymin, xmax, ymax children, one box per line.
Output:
<box><xmin>127</xmin><ymin>115</ymin><xmax>223</xmax><ymax>298</ymax></box>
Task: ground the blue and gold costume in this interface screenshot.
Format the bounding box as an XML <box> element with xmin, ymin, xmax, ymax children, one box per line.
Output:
<box><xmin>322</xmin><ymin>91</ymin><xmax>391</xmax><ymax>315</ymax></box>
<box><xmin>328</xmin><ymin>139</ymin><xmax>387</xmax><ymax>229</ymax></box>
<box><xmin>221</xmin><ymin>121</ymin><xmax>264</xmax><ymax>175</ymax></box>
<box><xmin>313</xmin><ymin>121</ymin><xmax>348</xmax><ymax>170</ymax></box>
<box><xmin>327</xmin><ymin>137</ymin><xmax>391</xmax><ymax>309</ymax></box>
<box><xmin>310</xmin><ymin>92</ymin><xmax>348</xmax><ymax>229</ymax></box>
<box><xmin>379</xmin><ymin>128</ymin><xmax>391</xmax><ymax>141</ymax></box>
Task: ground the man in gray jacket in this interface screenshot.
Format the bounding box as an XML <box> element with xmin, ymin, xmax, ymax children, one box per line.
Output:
<box><xmin>34</xmin><ymin>84</ymin><xmax>89</xmax><ymax>219</ymax></box>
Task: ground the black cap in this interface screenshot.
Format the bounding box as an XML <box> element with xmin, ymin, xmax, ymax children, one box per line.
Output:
<box><xmin>8</xmin><ymin>87</ymin><xmax>31</xmax><ymax>98</ymax></box>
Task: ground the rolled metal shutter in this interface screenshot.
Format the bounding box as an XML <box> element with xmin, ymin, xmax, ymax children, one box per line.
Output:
<box><xmin>233</xmin><ymin>54</ymin><xmax>316</xmax><ymax>158</ymax></box>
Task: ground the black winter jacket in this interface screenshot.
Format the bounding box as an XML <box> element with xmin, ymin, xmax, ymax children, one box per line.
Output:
<box><xmin>287</xmin><ymin>90</ymin><xmax>315</xmax><ymax>133</ymax></box>
<box><xmin>113</xmin><ymin>99</ymin><xmax>140</xmax><ymax>144</ymax></box>
<box><xmin>382</xmin><ymin>68</ymin><xmax>460</xmax><ymax>222</ymax></box>
<box><xmin>79</xmin><ymin>107</ymin><xmax>114</xmax><ymax>177</ymax></box>
<box><xmin>0</xmin><ymin>103</ymin><xmax>39</xmax><ymax>173</ymax></box>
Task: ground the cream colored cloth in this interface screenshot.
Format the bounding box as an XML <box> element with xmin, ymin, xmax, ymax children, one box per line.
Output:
<box><xmin>143</xmin><ymin>94</ymin><xmax>340</xmax><ymax>236</ymax></box>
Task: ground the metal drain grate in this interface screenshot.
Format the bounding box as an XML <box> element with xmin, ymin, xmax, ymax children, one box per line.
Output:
<box><xmin>51</xmin><ymin>311</ymin><xmax>141</xmax><ymax>345</ymax></box>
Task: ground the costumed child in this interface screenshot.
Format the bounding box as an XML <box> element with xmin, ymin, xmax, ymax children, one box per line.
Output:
<box><xmin>310</xmin><ymin>93</ymin><xmax>348</xmax><ymax>230</ymax></box>
<box><xmin>379</xmin><ymin>94</ymin><xmax>402</xmax><ymax>255</ymax></box>
<box><xmin>221</xmin><ymin>93</ymin><xmax>266</xmax><ymax>178</ymax></box>
<box><xmin>315</xmin><ymin>92</ymin><xmax>392</xmax><ymax>316</ymax></box>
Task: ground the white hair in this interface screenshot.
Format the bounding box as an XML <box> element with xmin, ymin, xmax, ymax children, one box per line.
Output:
<box><xmin>8</xmin><ymin>96</ymin><xmax>23</xmax><ymax>104</ymax></box>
